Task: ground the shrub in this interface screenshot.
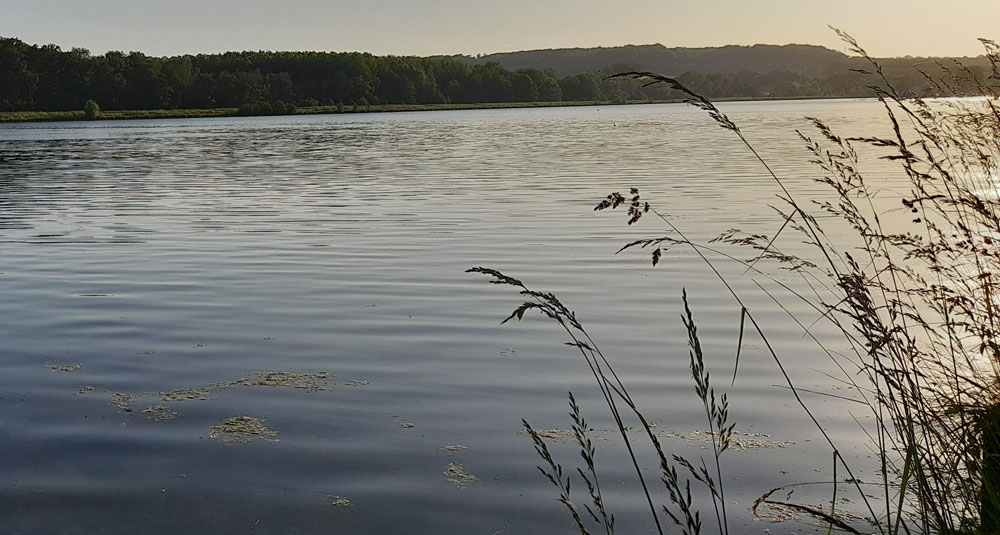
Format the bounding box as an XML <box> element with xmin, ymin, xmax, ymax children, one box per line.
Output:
<box><xmin>83</xmin><ymin>99</ymin><xmax>100</xmax><ymax>120</ymax></box>
<box><xmin>235</xmin><ymin>100</ymin><xmax>297</xmax><ymax>117</ymax></box>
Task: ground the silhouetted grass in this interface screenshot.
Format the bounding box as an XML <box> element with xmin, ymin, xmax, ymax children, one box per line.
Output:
<box><xmin>471</xmin><ymin>29</ymin><xmax>1000</xmax><ymax>535</ymax></box>
<box><xmin>469</xmin><ymin>267</ymin><xmax>736</xmax><ymax>535</ymax></box>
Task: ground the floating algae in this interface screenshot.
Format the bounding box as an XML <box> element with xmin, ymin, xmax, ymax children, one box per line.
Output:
<box><xmin>343</xmin><ymin>379</ymin><xmax>370</xmax><ymax>387</ymax></box>
<box><xmin>515</xmin><ymin>425</ymin><xmax>794</xmax><ymax>451</ymax></box>
<box><xmin>753</xmin><ymin>498</ymin><xmax>868</xmax><ymax>525</ymax></box>
<box><xmin>209</xmin><ymin>416</ymin><xmax>279</xmax><ymax>445</ymax></box>
<box><xmin>516</xmin><ymin>428</ymin><xmax>579</xmax><ymax>442</ymax></box>
<box><xmin>160</xmin><ymin>386</ymin><xmax>215</xmax><ymax>402</ymax></box>
<box><xmin>439</xmin><ymin>445</ymin><xmax>469</xmax><ymax>455</ymax></box>
<box><xmin>159</xmin><ymin>371</ymin><xmax>332</xmax><ymax>401</ymax></box>
<box><xmin>330</xmin><ymin>496</ymin><xmax>353</xmax><ymax>508</ymax></box>
<box><xmin>48</xmin><ymin>363</ymin><xmax>83</xmax><ymax>372</ymax></box>
<box><xmin>104</xmin><ymin>371</ymin><xmax>333</xmax><ymax>412</ymax></box>
<box><xmin>141</xmin><ymin>404</ymin><xmax>178</xmax><ymax>422</ymax></box>
<box><xmin>229</xmin><ymin>371</ymin><xmax>332</xmax><ymax>392</ymax></box>
<box><xmin>94</xmin><ymin>371</ymin><xmax>333</xmax><ymax>444</ymax></box>
<box><xmin>110</xmin><ymin>393</ymin><xmax>134</xmax><ymax>412</ymax></box>
<box><xmin>656</xmin><ymin>428</ymin><xmax>796</xmax><ymax>451</ymax></box>
<box><xmin>443</xmin><ymin>463</ymin><xmax>478</xmax><ymax>489</ymax></box>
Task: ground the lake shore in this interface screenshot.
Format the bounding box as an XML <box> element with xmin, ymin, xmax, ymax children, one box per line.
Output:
<box><xmin>0</xmin><ymin>95</ymin><xmax>852</xmax><ymax>124</ymax></box>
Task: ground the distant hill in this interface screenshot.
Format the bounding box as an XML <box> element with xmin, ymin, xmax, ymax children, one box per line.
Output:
<box><xmin>450</xmin><ymin>44</ymin><xmax>852</xmax><ymax>77</ymax></box>
<box><xmin>1</xmin><ymin>35</ymin><xmax>994</xmax><ymax>114</ymax></box>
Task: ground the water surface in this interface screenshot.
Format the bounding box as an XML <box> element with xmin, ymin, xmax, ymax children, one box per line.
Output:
<box><xmin>0</xmin><ymin>102</ymin><xmax>904</xmax><ymax>534</ymax></box>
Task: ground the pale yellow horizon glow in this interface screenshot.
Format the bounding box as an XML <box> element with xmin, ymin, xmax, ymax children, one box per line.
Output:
<box><xmin>1</xmin><ymin>0</ymin><xmax>997</xmax><ymax>58</ymax></box>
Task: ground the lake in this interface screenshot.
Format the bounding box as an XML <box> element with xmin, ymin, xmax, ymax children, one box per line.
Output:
<box><xmin>0</xmin><ymin>101</ymin><xmax>905</xmax><ymax>534</ymax></box>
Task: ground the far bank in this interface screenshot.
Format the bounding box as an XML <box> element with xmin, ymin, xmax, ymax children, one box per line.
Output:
<box><xmin>0</xmin><ymin>95</ymin><xmax>856</xmax><ymax>124</ymax></box>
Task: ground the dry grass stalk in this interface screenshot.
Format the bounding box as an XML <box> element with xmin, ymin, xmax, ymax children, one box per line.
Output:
<box><xmin>472</xmin><ymin>30</ymin><xmax>1000</xmax><ymax>535</ymax></box>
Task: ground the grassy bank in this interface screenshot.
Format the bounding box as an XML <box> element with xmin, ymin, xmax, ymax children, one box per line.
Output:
<box><xmin>0</xmin><ymin>101</ymin><xmax>607</xmax><ymax>123</ymax></box>
<box><xmin>0</xmin><ymin>107</ymin><xmax>238</xmax><ymax>123</ymax></box>
<box><xmin>0</xmin><ymin>95</ymin><xmax>852</xmax><ymax>124</ymax></box>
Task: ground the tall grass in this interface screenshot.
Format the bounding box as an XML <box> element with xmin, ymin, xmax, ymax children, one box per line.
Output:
<box><xmin>471</xmin><ymin>30</ymin><xmax>1000</xmax><ymax>535</ymax></box>
<box><xmin>468</xmin><ymin>268</ymin><xmax>734</xmax><ymax>535</ymax></box>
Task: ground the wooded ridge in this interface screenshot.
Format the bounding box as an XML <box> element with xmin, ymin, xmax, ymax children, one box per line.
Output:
<box><xmin>0</xmin><ymin>37</ymin><xmax>991</xmax><ymax>113</ymax></box>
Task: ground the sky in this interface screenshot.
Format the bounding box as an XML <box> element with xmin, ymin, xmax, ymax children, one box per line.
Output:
<box><xmin>2</xmin><ymin>0</ymin><xmax>999</xmax><ymax>58</ymax></box>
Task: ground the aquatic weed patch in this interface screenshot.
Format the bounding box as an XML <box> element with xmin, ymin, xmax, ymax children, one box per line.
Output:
<box><xmin>100</xmin><ymin>370</ymin><xmax>336</xmax><ymax>413</ymax></box>
<box><xmin>209</xmin><ymin>416</ymin><xmax>280</xmax><ymax>445</ymax></box>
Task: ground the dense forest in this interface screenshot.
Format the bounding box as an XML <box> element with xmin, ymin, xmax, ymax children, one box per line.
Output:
<box><xmin>0</xmin><ymin>36</ymin><xmax>992</xmax><ymax>113</ymax></box>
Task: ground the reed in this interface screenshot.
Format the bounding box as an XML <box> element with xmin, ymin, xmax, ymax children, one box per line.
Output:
<box><xmin>471</xmin><ymin>30</ymin><xmax>1000</xmax><ymax>535</ymax></box>
<box><xmin>469</xmin><ymin>267</ymin><xmax>733</xmax><ymax>535</ymax></box>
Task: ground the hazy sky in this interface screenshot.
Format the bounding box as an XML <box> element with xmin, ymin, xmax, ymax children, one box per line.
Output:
<box><xmin>3</xmin><ymin>0</ymin><xmax>998</xmax><ymax>58</ymax></box>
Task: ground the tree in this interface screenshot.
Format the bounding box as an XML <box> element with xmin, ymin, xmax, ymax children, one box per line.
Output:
<box><xmin>510</xmin><ymin>73</ymin><xmax>538</xmax><ymax>102</ymax></box>
<box><xmin>559</xmin><ymin>74</ymin><xmax>602</xmax><ymax>101</ymax></box>
<box><xmin>266</xmin><ymin>72</ymin><xmax>295</xmax><ymax>103</ymax></box>
<box><xmin>0</xmin><ymin>38</ymin><xmax>38</xmax><ymax>111</ymax></box>
<box><xmin>212</xmin><ymin>70</ymin><xmax>266</xmax><ymax>107</ymax></box>
<box><xmin>83</xmin><ymin>99</ymin><xmax>100</xmax><ymax>119</ymax></box>
<box><xmin>519</xmin><ymin>69</ymin><xmax>562</xmax><ymax>101</ymax></box>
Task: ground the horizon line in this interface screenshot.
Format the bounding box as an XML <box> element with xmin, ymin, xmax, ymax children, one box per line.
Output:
<box><xmin>2</xmin><ymin>34</ymin><xmax>988</xmax><ymax>61</ymax></box>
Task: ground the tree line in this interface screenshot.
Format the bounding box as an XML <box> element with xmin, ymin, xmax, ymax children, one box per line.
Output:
<box><xmin>0</xmin><ymin>36</ymin><xmax>990</xmax><ymax>113</ymax></box>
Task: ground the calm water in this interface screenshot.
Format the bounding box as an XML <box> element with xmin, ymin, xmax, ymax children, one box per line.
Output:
<box><xmin>0</xmin><ymin>102</ymin><xmax>904</xmax><ymax>534</ymax></box>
